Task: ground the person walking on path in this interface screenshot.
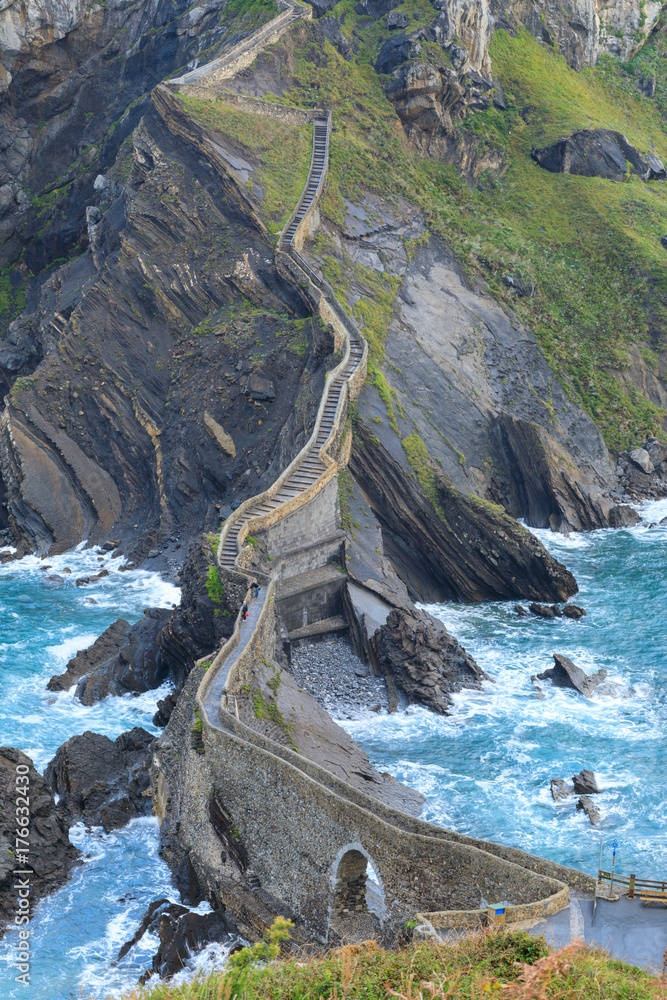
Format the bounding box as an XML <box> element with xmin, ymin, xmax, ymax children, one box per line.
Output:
<box><xmin>241</xmin><ymin>601</ymin><xmax>248</xmax><ymax>620</ymax></box>
<box><xmin>251</xmin><ymin>580</ymin><xmax>260</xmax><ymax>599</ymax></box>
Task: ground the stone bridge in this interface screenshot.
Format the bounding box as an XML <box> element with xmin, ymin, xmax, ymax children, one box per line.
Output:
<box><xmin>152</xmin><ymin>7</ymin><xmax>594</xmax><ymax>947</ymax></box>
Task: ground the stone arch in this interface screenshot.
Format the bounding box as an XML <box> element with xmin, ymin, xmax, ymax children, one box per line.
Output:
<box><xmin>329</xmin><ymin>842</ymin><xmax>386</xmax><ymax>941</ymax></box>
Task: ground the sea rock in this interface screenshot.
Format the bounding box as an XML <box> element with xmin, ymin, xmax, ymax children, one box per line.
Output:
<box><xmin>529</xmin><ymin>603</ymin><xmax>562</xmax><ymax>618</ymax></box>
<box><xmin>607</xmin><ymin>505</ymin><xmax>641</xmax><ymax>528</ymax></box>
<box><xmin>42</xmin><ymin>574</ymin><xmax>64</xmax><ymax>587</ymax></box>
<box><xmin>515</xmin><ymin>605</ymin><xmax>529</xmax><ymax>616</ymax></box>
<box><xmin>45</xmin><ymin>728</ymin><xmax>154</xmax><ymax>832</ymax></box>
<box><xmin>153</xmin><ymin>692</ymin><xmax>178</xmax><ymax>728</ymax></box>
<box><xmin>551</xmin><ymin>777</ymin><xmax>574</xmax><ymax>801</ymax></box>
<box><xmin>572</xmin><ymin>768</ymin><xmax>600</xmax><ymax>794</ymax></box>
<box><xmin>576</xmin><ymin>795</ymin><xmax>600</xmax><ymax>825</ymax></box>
<box><xmin>0</xmin><ymin>747</ymin><xmax>80</xmax><ymax>935</ymax></box>
<box><xmin>75</xmin><ymin>607</ymin><xmax>171</xmax><ymax>705</ymax></box>
<box><xmin>119</xmin><ymin>899</ymin><xmax>239</xmax><ymax>982</ymax></box>
<box><xmin>629</xmin><ymin>448</ymin><xmax>654</xmax><ymax>474</ymax></box>
<box><xmin>498</xmin><ymin>414</ymin><xmax>612</xmax><ymax>533</ymax></box>
<box><xmin>47</xmin><ymin>618</ymin><xmax>131</xmax><ymax>691</ymax></box>
<box><xmin>350</xmin><ymin>419</ymin><xmax>578</xmax><ymax>604</ymax></box>
<box><xmin>532</xmin><ymin>129</ymin><xmax>664</xmax><ymax>182</ymax></box>
<box><xmin>372</xmin><ymin>607</ymin><xmax>488</xmax><ymax>714</ymax></box>
<box><xmin>75</xmin><ymin>569</ymin><xmax>110</xmax><ymax>587</ymax></box>
<box><xmin>562</xmin><ymin>604</ymin><xmax>586</xmax><ymax>620</ymax></box>
<box><xmin>535</xmin><ymin>653</ymin><xmax>608</xmax><ymax>698</ymax></box>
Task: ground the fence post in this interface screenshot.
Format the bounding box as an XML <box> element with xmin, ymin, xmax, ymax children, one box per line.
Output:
<box><xmin>628</xmin><ymin>874</ymin><xmax>635</xmax><ymax>900</ymax></box>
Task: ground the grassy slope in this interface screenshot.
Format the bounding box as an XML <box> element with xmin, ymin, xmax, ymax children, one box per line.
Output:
<box><xmin>274</xmin><ymin>7</ymin><xmax>667</xmax><ymax>450</ymax></box>
<box><xmin>124</xmin><ymin>931</ymin><xmax>663</xmax><ymax>999</ymax></box>
<box><xmin>175</xmin><ymin>96</ymin><xmax>312</xmax><ymax>235</ymax></box>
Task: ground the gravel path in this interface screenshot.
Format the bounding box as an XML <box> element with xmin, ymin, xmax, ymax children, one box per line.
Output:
<box><xmin>288</xmin><ymin>637</ymin><xmax>390</xmax><ymax>719</ymax></box>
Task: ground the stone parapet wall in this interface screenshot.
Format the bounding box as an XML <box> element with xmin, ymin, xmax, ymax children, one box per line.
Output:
<box><xmin>195</xmin><ymin>695</ymin><xmax>566</xmax><ymax>941</ymax></box>
<box><xmin>168</xmin><ymin>0</ymin><xmax>311</xmax><ymax>89</ymax></box>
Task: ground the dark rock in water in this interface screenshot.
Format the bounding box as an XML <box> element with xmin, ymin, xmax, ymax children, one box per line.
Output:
<box><xmin>515</xmin><ymin>605</ymin><xmax>529</xmax><ymax>616</ymax></box>
<box><xmin>42</xmin><ymin>574</ymin><xmax>64</xmax><ymax>587</ymax></box>
<box><xmin>577</xmin><ymin>795</ymin><xmax>600</xmax><ymax>825</ymax></box>
<box><xmin>532</xmin><ymin>129</ymin><xmax>664</xmax><ymax>182</ymax></box>
<box><xmin>572</xmin><ymin>768</ymin><xmax>600</xmax><ymax>794</ymax></box>
<box><xmin>153</xmin><ymin>692</ymin><xmax>178</xmax><ymax>728</ymax></box>
<box><xmin>119</xmin><ymin>898</ymin><xmax>239</xmax><ymax>982</ymax></box>
<box><xmin>562</xmin><ymin>604</ymin><xmax>586</xmax><ymax>620</ymax></box>
<box><xmin>551</xmin><ymin>777</ymin><xmax>574</xmax><ymax>801</ymax></box>
<box><xmin>76</xmin><ymin>607</ymin><xmax>171</xmax><ymax>705</ymax></box>
<box><xmin>529</xmin><ymin>602</ymin><xmax>562</xmax><ymax>618</ymax></box>
<box><xmin>45</xmin><ymin>728</ymin><xmax>154</xmax><ymax>832</ymax></box>
<box><xmin>0</xmin><ymin>747</ymin><xmax>80</xmax><ymax>936</ymax></box>
<box><xmin>536</xmin><ymin>653</ymin><xmax>608</xmax><ymax>698</ymax></box>
<box><xmin>48</xmin><ymin>618</ymin><xmax>131</xmax><ymax>691</ymax></box>
<box><xmin>608</xmin><ymin>505</ymin><xmax>641</xmax><ymax>528</ymax></box>
<box><xmin>75</xmin><ymin>569</ymin><xmax>110</xmax><ymax>586</ymax></box>
<box><xmin>372</xmin><ymin>607</ymin><xmax>488</xmax><ymax>714</ymax></box>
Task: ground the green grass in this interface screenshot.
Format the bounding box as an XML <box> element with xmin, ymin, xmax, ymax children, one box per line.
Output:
<box><xmin>122</xmin><ymin>929</ymin><xmax>663</xmax><ymax>999</ymax></box>
<box><xmin>175</xmin><ymin>96</ymin><xmax>312</xmax><ymax>234</ymax></box>
<box><xmin>275</xmin><ymin>17</ymin><xmax>667</xmax><ymax>449</ymax></box>
<box><xmin>0</xmin><ymin>268</ymin><xmax>26</xmax><ymax>330</ymax></box>
<box><xmin>206</xmin><ymin>564</ymin><xmax>224</xmax><ymax>606</ymax></box>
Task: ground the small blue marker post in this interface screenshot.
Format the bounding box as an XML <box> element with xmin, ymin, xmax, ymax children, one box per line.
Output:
<box><xmin>609</xmin><ymin>839</ymin><xmax>620</xmax><ymax>894</ymax></box>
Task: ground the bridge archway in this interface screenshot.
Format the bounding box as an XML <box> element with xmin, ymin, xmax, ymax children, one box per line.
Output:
<box><xmin>329</xmin><ymin>842</ymin><xmax>386</xmax><ymax>942</ymax></box>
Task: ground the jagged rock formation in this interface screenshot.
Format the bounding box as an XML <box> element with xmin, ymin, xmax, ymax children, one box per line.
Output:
<box><xmin>0</xmin><ymin>86</ymin><xmax>334</xmax><ymax>559</ymax></box>
<box><xmin>75</xmin><ymin>607</ymin><xmax>171</xmax><ymax>704</ymax></box>
<box><xmin>535</xmin><ymin>653</ymin><xmax>610</xmax><ymax>697</ymax></box>
<box><xmin>0</xmin><ymin>747</ymin><xmax>80</xmax><ymax>936</ymax></box>
<box><xmin>117</xmin><ymin>898</ymin><xmax>239</xmax><ymax>981</ymax></box>
<box><xmin>372</xmin><ymin>608</ymin><xmax>488</xmax><ymax>713</ymax></box>
<box><xmin>532</xmin><ymin>129</ymin><xmax>667</xmax><ymax>181</ymax></box>
<box><xmin>350</xmin><ymin>417</ymin><xmax>577</xmax><ymax>603</ymax></box>
<box><xmin>47</xmin><ymin>617</ymin><xmax>132</xmax><ymax>691</ymax></box>
<box><xmin>45</xmin><ymin>728</ymin><xmax>154</xmax><ymax>832</ymax></box>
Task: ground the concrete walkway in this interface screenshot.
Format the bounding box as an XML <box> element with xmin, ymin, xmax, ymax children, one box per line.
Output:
<box><xmin>530</xmin><ymin>891</ymin><xmax>667</xmax><ymax>971</ymax></box>
<box><xmin>202</xmin><ymin>591</ymin><xmax>266</xmax><ymax>722</ymax></box>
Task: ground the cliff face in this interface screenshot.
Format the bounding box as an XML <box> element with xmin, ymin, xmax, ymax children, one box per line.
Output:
<box><xmin>0</xmin><ymin>88</ymin><xmax>334</xmax><ymax>559</ymax></box>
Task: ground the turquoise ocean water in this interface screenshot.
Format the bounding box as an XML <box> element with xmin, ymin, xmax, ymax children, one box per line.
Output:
<box><xmin>0</xmin><ymin>501</ymin><xmax>665</xmax><ymax>996</ymax></box>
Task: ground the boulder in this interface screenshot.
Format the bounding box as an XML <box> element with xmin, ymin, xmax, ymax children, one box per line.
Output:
<box><xmin>75</xmin><ymin>569</ymin><xmax>110</xmax><ymax>586</ymax></box>
<box><xmin>243</xmin><ymin>374</ymin><xmax>274</xmax><ymax>401</ymax></box>
<box><xmin>0</xmin><ymin>747</ymin><xmax>80</xmax><ymax>935</ymax></box>
<box><xmin>515</xmin><ymin>605</ymin><xmax>529</xmax><ymax>616</ymax></box>
<box><xmin>75</xmin><ymin>607</ymin><xmax>171</xmax><ymax>705</ymax></box>
<box><xmin>376</xmin><ymin>34</ymin><xmax>412</xmax><ymax>74</ymax></box>
<box><xmin>387</xmin><ymin>10</ymin><xmax>409</xmax><ymax>28</ymax></box>
<box><xmin>629</xmin><ymin>448</ymin><xmax>654</xmax><ymax>475</ymax></box>
<box><xmin>572</xmin><ymin>768</ymin><xmax>600</xmax><ymax>794</ymax></box>
<box><xmin>44</xmin><ymin>728</ymin><xmax>154</xmax><ymax>832</ymax></box>
<box><xmin>529</xmin><ymin>602</ymin><xmax>562</xmax><ymax>619</ymax></box>
<box><xmin>372</xmin><ymin>607</ymin><xmax>489</xmax><ymax>714</ymax></box>
<box><xmin>535</xmin><ymin>653</ymin><xmax>608</xmax><ymax>698</ymax></box>
<box><xmin>576</xmin><ymin>795</ymin><xmax>600</xmax><ymax>825</ymax></box>
<box><xmin>48</xmin><ymin>618</ymin><xmax>131</xmax><ymax>691</ymax></box>
<box><xmin>645</xmin><ymin>437</ymin><xmax>667</xmax><ymax>468</ymax></box>
<box><xmin>562</xmin><ymin>604</ymin><xmax>586</xmax><ymax>620</ymax></box>
<box><xmin>356</xmin><ymin>0</ymin><xmax>399</xmax><ymax>18</ymax></box>
<box><xmin>119</xmin><ymin>899</ymin><xmax>239</xmax><ymax>982</ymax></box>
<box><xmin>637</xmin><ymin>75</ymin><xmax>657</xmax><ymax>98</ymax></box>
<box><xmin>550</xmin><ymin>777</ymin><xmax>574</xmax><ymax>801</ymax></box>
<box><xmin>607</xmin><ymin>505</ymin><xmax>641</xmax><ymax>528</ymax></box>
<box><xmin>153</xmin><ymin>692</ymin><xmax>178</xmax><ymax>728</ymax></box>
<box><xmin>502</xmin><ymin>274</ymin><xmax>536</xmax><ymax>297</ymax></box>
<box><xmin>532</xmin><ymin>129</ymin><xmax>662</xmax><ymax>182</ymax></box>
